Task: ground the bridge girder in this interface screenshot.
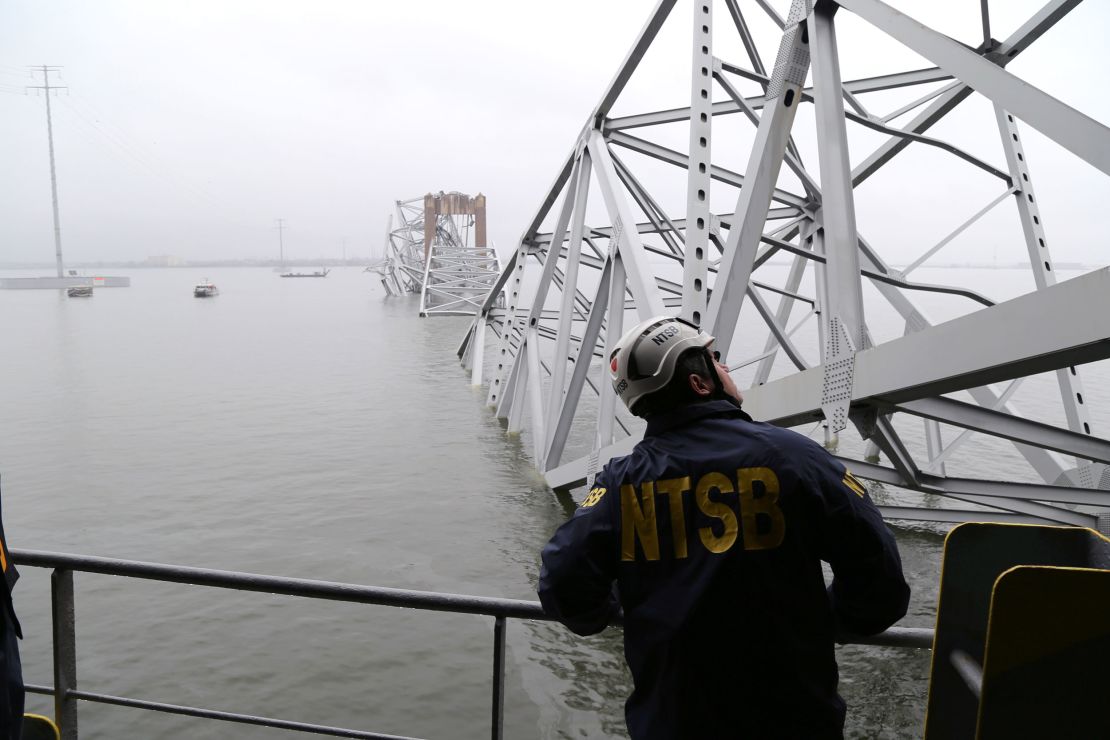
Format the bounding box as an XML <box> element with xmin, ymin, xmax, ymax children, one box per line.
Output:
<box><xmin>458</xmin><ymin>0</ymin><xmax>1110</xmax><ymax>531</ymax></box>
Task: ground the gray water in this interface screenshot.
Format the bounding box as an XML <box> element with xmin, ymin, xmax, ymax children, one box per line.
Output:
<box><xmin>0</xmin><ymin>265</ymin><xmax>1102</xmax><ymax>739</ymax></box>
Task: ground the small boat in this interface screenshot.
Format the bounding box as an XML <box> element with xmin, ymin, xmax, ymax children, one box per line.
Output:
<box><xmin>194</xmin><ymin>282</ymin><xmax>219</xmax><ymax>297</ymax></box>
<box><xmin>280</xmin><ymin>269</ymin><xmax>329</xmax><ymax>278</ymax></box>
<box><xmin>67</xmin><ymin>285</ymin><xmax>93</xmax><ymax>297</ymax></box>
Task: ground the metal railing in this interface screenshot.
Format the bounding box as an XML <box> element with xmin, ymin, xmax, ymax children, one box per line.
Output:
<box><xmin>12</xmin><ymin>549</ymin><xmax>934</xmax><ymax>740</ymax></box>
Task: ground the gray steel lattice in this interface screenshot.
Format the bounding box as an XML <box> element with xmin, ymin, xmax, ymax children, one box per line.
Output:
<box><xmin>373</xmin><ymin>193</ymin><xmax>501</xmax><ymax>316</ymax></box>
<box><xmin>457</xmin><ymin>0</ymin><xmax>1110</xmax><ymax>531</ymax></box>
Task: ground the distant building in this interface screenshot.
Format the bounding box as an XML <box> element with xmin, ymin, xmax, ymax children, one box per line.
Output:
<box><xmin>145</xmin><ymin>255</ymin><xmax>183</xmax><ymax>267</ymax></box>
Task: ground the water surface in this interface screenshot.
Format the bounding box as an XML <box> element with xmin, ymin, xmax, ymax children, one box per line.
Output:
<box><xmin>0</xmin><ymin>266</ymin><xmax>1102</xmax><ymax>738</ymax></box>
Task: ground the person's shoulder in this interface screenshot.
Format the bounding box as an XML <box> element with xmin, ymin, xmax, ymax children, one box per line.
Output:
<box><xmin>595</xmin><ymin>435</ymin><xmax>665</xmax><ymax>484</ymax></box>
<box><xmin>745</xmin><ymin>420</ymin><xmax>821</xmax><ymax>451</ymax></box>
<box><xmin>746</xmin><ymin>421</ymin><xmax>844</xmax><ymax>470</ymax></box>
<box><xmin>594</xmin><ymin>447</ymin><xmax>637</xmax><ymax>486</ymax></box>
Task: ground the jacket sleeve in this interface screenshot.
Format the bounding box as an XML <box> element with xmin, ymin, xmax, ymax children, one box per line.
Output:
<box><xmin>537</xmin><ymin>474</ymin><xmax>620</xmax><ymax>636</ymax></box>
<box><xmin>802</xmin><ymin>443</ymin><xmax>910</xmax><ymax>636</ymax></box>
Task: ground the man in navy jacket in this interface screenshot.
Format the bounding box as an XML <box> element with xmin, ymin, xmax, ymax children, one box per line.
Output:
<box><xmin>539</xmin><ymin>316</ymin><xmax>909</xmax><ymax>739</ymax></box>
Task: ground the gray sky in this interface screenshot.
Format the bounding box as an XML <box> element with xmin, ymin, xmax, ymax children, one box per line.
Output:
<box><xmin>2</xmin><ymin>0</ymin><xmax>1107</xmax><ymax>267</ymax></box>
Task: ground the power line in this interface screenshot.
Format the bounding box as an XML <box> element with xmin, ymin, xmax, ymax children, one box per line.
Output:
<box><xmin>50</xmin><ymin>94</ymin><xmax>263</xmax><ymax>235</ymax></box>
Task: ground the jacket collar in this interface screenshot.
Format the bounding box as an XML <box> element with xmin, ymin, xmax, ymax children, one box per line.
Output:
<box><xmin>644</xmin><ymin>399</ymin><xmax>753</xmax><ymax>438</ymax></box>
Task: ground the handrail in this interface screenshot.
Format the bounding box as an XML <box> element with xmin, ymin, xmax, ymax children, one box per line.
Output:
<box><xmin>14</xmin><ymin>549</ymin><xmax>544</xmax><ymax>620</ymax></box>
<box><xmin>12</xmin><ymin>548</ymin><xmax>934</xmax><ymax>739</ymax></box>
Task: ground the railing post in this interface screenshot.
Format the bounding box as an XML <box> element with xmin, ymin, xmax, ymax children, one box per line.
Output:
<box><xmin>491</xmin><ymin>616</ymin><xmax>506</xmax><ymax>740</ymax></box>
<box><xmin>51</xmin><ymin>568</ymin><xmax>78</xmax><ymax>739</ymax></box>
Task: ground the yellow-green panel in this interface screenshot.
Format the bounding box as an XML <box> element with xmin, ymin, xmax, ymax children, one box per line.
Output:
<box><xmin>22</xmin><ymin>714</ymin><xmax>61</xmax><ymax>740</ymax></box>
<box><xmin>924</xmin><ymin>522</ymin><xmax>1110</xmax><ymax>740</ymax></box>
<box><xmin>977</xmin><ymin>566</ymin><xmax>1110</xmax><ymax>739</ymax></box>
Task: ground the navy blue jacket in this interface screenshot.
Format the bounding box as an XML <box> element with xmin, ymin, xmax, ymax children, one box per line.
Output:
<box><xmin>0</xmin><ymin>480</ymin><xmax>22</xmax><ymax>740</ymax></box>
<box><xmin>538</xmin><ymin>400</ymin><xmax>909</xmax><ymax>739</ymax></box>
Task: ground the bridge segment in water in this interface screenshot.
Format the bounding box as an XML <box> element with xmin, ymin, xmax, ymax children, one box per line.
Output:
<box><xmin>456</xmin><ymin>0</ymin><xmax>1110</xmax><ymax>531</ymax></box>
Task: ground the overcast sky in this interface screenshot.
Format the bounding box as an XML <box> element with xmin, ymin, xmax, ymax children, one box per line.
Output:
<box><xmin>1</xmin><ymin>0</ymin><xmax>1107</xmax><ymax>267</ymax></box>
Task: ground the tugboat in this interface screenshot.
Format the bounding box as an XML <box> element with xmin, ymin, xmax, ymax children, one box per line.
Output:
<box><xmin>194</xmin><ymin>281</ymin><xmax>219</xmax><ymax>297</ymax></box>
<box><xmin>66</xmin><ymin>285</ymin><xmax>93</xmax><ymax>297</ymax></box>
<box><xmin>280</xmin><ymin>268</ymin><xmax>329</xmax><ymax>278</ymax></box>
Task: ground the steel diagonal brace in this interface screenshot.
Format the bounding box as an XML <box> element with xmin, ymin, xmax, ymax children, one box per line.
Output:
<box><xmin>605</xmin><ymin>130</ymin><xmax>808</xmax><ymax>210</ymax></box>
<box><xmin>586</xmin><ymin>130</ymin><xmax>666</xmax><ymax>319</ymax></box>
<box><xmin>545</xmin><ymin>258</ymin><xmax>613</xmax><ymax>469</ymax></box>
<box><xmin>753</xmin><ymin>234</ymin><xmax>995</xmax><ymax>307</ymax></box>
<box><xmin>891</xmin><ymin>397</ymin><xmax>1110</xmax><ymax>466</ymax></box>
<box><xmin>597</xmin><ymin>255</ymin><xmax>628</xmax><ymax>448</ymax></box>
<box><xmin>513</xmin><ymin>156</ymin><xmax>585</xmax><ymax>465</ymax></box>
<box><xmin>521</xmin><ymin>159</ymin><xmax>583</xmax><ymax>335</ymax></box>
<box><xmin>538</xmin><ymin>209</ymin><xmax>802</xmax><ymax>245</ymax></box>
<box><xmin>611</xmin><ymin>152</ymin><xmax>684</xmax><ymax>256</ymax></box>
<box><xmin>855</xmin><ymin>413</ymin><xmax>921</xmax><ymax>487</ymax></box>
<box><xmin>489</xmin><ymin>139</ymin><xmax>588</xmax><ymax>408</ymax></box>
<box><xmin>520</xmin><ymin>153</ymin><xmax>577</xmax><ymax>249</ymax></box>
<box><xmin>753</xmin><ymin>240</ymin><xmax>816</xmax><ymax>385</ymax></box>
<box><xmin>840</xmin><ymin>105</ymin><xmax>1011</xmax><ymax>183</ymax></box>
<box><xmin>606</xmin><ymin>65</ymin><xmax>954</xmax><ymax>131</ymax></box>
<box><xmin>714</xmin><ymin>69</ymin><xmax>820</xmax><ymax>199</ymax></box>
<box><xmin>524</xmin><ymin>328</ymin><xmax>547</xmax><ymax>464</ymax></box>
<box><xmin>546</xmin><ymin>153</ymin><xmax>594</xmax><ymax>450</ymax></box>
<box><xmin>724</xmin><ymin>0</ymin><xmax>767</xmax><ymax>76</ymax></box>
<box><xmin>746</xmin><ymin>285</ymin><xmax>809</xmax><ymax>371</ymax></box>
<box><xmin>837</xmin><ymin>0</ymin><xmax>1110</xmax><ymax>176</ymax></box>
<box><xmin>706</xmin><ymin>3</ymin><xmax>812</xmax><ymax>355</ymax></box>
<box><xmin>810</xmin><ymin>5</ymin><xmax>867</xmax><ymax>433</ymax></box>
<box><xmin>851</xmin><ymin>0</ymin><xmax>1083</xmax><ymax>187</ymax></box>
<box><xmin>853</xmin><ymin>229</ymin><xmax>1067</xmax><ymax>485</ymax></box>
<box><xmin>992</xmin><ymin>105</ymin><xmax>1097</xmax><ymax>487</ymax></box>
<box><xmin>842</xmin><ymin>459</ymin><xmax>1099</xmax><ymax>528</ymax></box>
<box><xmin>843</xmin><ymin>1</ymin><xmax>1097</xmax><ymax>190</ymax></box>
<box><xmin>851</xmin><ymin>457</ymin><xmax>1109</xmax><ymax>509</ymax></box>
<box><xmin>590</xmin><ymin>0</ymin><xmax>679</xmax><ymax>127</ymax></box>
<box><xmin>743</xmin><ymin>267</ymin><xmax>1110</xmax><ymax>428</ymax></box>
<box><xmin>723</xmin><ymin>63</ymin><xmax>976</xmax><ymax>180</ymax></box>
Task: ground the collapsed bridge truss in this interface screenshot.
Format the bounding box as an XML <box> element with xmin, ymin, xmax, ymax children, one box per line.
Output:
<box><xmin>375</xmin><ymin>192</ymin><xmax>501</xmax><ymax>316</ymax></box>
<box><xmin>457</xmin><ymin>0</ymin><xmax>1110</xmax><ymax>531</ymax></box>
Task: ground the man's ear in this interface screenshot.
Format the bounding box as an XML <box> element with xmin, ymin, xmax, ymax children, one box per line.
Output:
<box><xmin>688</xmin><ymin>372</ymin><xmax>714</xmax><ymax>398</ymax></box>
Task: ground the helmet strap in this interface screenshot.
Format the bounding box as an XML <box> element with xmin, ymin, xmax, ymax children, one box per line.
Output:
<box><xmin>703</xmin><ymin>348</ymin><xmax>747</xmax><ymax>413</ymax></box>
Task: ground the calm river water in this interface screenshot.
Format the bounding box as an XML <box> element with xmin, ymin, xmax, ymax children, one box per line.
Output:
<box><xmin>0</xmin><ymin>265</ymin><xmax>1104</xmax><ymax>738</ymax></box>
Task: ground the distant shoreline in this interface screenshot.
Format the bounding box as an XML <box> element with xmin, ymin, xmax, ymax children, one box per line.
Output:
<box><xmin>0</xmin><ymin>259</ymin><xmax>378</xmax><ymax>270</ymax></box>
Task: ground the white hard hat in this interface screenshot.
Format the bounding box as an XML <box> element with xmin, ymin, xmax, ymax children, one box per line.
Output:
<box><xmin>609</xmin><ymin>315</ymin><xmax>714</xmax><ymax>413</ymax></box>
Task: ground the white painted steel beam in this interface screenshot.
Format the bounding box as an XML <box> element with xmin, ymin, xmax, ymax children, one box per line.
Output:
<box><xmin>587</xmin><ymin>131</ymin><xmax>666</xmax><ymax>320</ymax></box>
<box><xmin>591</xmin><ymin>0</ymin><xmax>680</xmax><ymax>126</ymax></box>
<box><xmin>606</xmin><ymin>131</ymin><xmax>808</xmax><ymax>210</ymax></box>
<box><xmin>683</xmin><ymin>0</ymin><xmax>713</xmax><ymax>326</ymax></box>
<box><xmin>846</xmin><ymin>459</ymin><xmax>1099</xmax><ymax>527</ymax></box>
<box><xmin>545</xmin><ymin>258</ymin><xmax>613</xmax><ymax>469</ymax></box>
<box><xmin>705</xmin><ymin>4</ymin><xmax>811</xmax><ymax>354</ymax></box>
<box><xmin>838</xmin><ymin>0</ymin><xmax>1110</xmax><ymax>175</ymax></box>
<box><xmin>893</xmin><ymin>397</ymin><xmax>1110</xmax><ymax>466</ymax></box>
<box><xmin>545</xmin><ymin>150</ymin><xmax>592</xmax><ymax>451</ymax></box>
<box><xmin>459</xmin><ymin>0</ymin><xmax>1110</xmax><ymax>532</ymax></box>
<box><xmin>744</xmin><ymin>268</ymin><xmax>1110</xmax><ymax>427</ymax></box>
<box><xmin>606</xmin><ymin>66</ymin><xmax>954</xmax><ymax>131</ymax></box>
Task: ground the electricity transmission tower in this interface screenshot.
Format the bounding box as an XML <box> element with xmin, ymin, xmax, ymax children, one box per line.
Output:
<box><xmin>458</xmin><ymin>0</ymin><xmax>1110</xmax><ymax>532</ymax></box>
<box><xmin>275</xmin><ymin>219</ymin><xmax>286</xmax><ymax>268</ymax></box>
<box><xmin>27</xmin><ymin>65</ymin><xmax>67</xmax><ymax>278</ymax></box>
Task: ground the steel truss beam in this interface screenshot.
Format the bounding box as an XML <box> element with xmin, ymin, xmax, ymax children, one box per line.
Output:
<box><xmin>378</xmin><ymin>193</ymin><xmax>501</xmax><ymax>317</ymax></box>
<box><xmin>457</xmin><ymin>0</ymin><xmax>1110</xmax><ymax>532</ymax></box>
